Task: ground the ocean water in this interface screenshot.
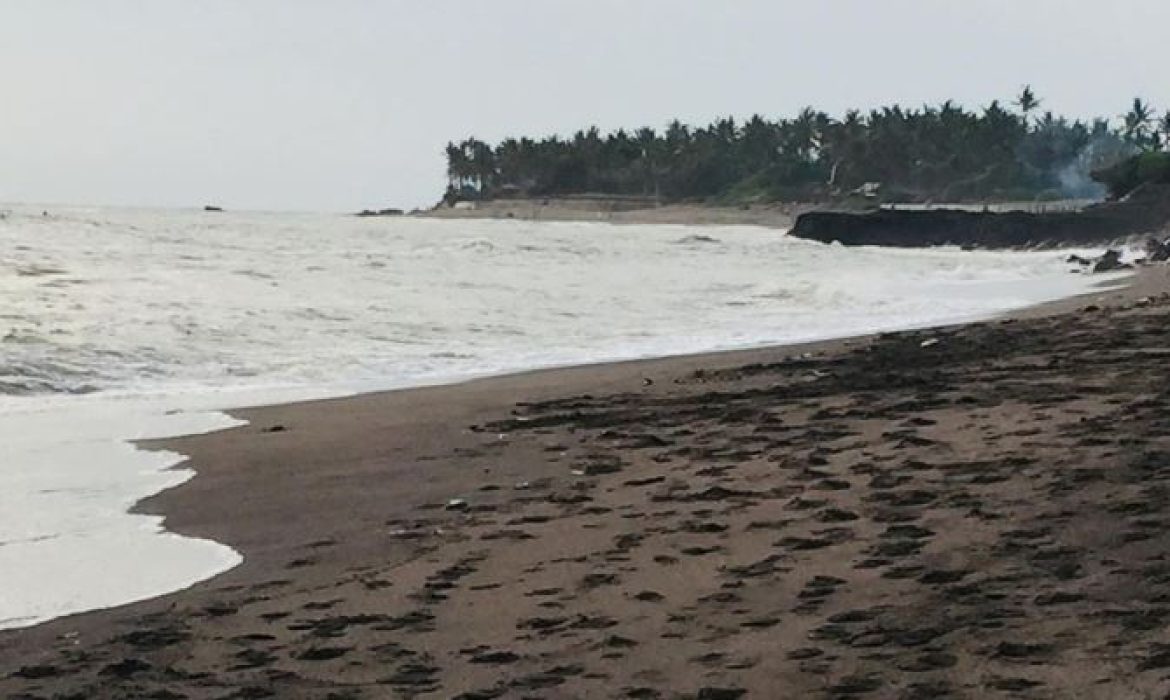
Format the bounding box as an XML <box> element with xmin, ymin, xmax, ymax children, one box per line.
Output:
<box><xmin>0</xmin><ymin>205</ymin><xmax>1113</xmax><ymax>630</ymax></box>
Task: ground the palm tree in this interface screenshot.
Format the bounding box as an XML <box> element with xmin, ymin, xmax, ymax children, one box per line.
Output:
<box><xmin>444</xmin><ymin>142</ymin><xmax>465</xmax><ymax>188</ymax></box>
<box><xmin>634</xmin><ymin>127</ymin><xmax>663</xmax><ymax>200</ymax></box>
<box><xmin>441</xmin><ymin>90</ymin><xmax>1150</xmax><ymax>205</ymax></box>
<box><xmin>1123</xmin><ymin>98</ymin><xmax>1156</xmax><ymax>150</ymax></box>
<box><xmin>1014</xmin><ymin>85</ymin><xmax>1041</xmax><ymax>125</ymax></box>
<box><xmin>1158</xmin><ymin>113</ymin><xmax>1170</xmax><ymax>151</ymax></box>
<box><xmin>788</xmin><ymin>107</ymin><xmax>820</xmax><ymax>163</ymax></box>
<box><xmin>821</xmin><ymin>109</ymin><xmax>868</xmax><ymax>189</ymax></box>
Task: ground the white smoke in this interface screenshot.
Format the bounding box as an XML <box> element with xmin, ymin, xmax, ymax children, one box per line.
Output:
<box><xmin>1057</xmin><ymin>134</ymin><xmax>1139</xmax><ymax>200</ymax></box>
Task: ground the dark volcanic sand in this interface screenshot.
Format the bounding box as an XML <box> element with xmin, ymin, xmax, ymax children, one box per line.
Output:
<box><xmin>3</xmin><ymin>270</ymin><xmax>1170</xmax><ymax>699</ymax></box>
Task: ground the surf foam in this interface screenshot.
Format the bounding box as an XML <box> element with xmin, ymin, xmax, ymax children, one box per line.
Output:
<box><xmin>0</xmin><ymin>205</ymin><xmax>1121</xmax><ymax>629</ymax></box>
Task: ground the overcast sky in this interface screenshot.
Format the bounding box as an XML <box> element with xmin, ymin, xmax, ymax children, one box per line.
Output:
<box><xmin>2</xmin><ymin>1</ymin><xmax>1167</xmax><ymax>212</ymax></box>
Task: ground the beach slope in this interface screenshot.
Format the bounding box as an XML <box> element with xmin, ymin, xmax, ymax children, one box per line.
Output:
<box><xmin>3</xmin><ymin>271</ymin><xmax>1170</xmax><ymax>699</ymax></box>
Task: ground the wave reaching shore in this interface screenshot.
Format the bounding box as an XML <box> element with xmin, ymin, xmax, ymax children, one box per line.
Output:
<box><xmin>0</xmin><ymin>204</ymin><xmax>1150</xmax><ymax>699</ymax></box>
<box><xmin>0</xmin><ymin>205</ymin><xmax>1115</xmax><ymax>634</ymax></box>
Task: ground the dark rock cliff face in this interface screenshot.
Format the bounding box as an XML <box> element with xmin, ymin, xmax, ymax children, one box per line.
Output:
<box><xmin>789</xmin><ymin>185</ymin><xmax>1170</xmax><ymax>249</ymax></box>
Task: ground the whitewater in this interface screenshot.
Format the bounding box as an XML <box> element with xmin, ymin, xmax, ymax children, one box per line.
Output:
<box><xmin>0</xmin><ymin>204</ymin><xmax>1113</xmax><ymax>630</ymax></box>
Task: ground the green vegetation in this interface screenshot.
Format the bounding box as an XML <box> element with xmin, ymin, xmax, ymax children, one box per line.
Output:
<box><xmin>1092</xmin><ymin>151</ymin><xmax>1170</xmax><ymax>199</ymax></box>
<box><xmin>443</xmin><ymin>89</ymin><xmax>1168</xmax><ymax>206</ymax></box>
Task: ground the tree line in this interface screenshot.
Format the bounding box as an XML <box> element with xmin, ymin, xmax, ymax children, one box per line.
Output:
<box><xmin>443</xmin><ymin>89</ymin><xmax>1168</xmax><ymax>205</ymax></box>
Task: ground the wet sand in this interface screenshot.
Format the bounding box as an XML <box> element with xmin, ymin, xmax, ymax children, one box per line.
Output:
<box><xmin>3</xmin><ymin>269</ymin><xmax>1170</xmax><ymax>699</ymax></box>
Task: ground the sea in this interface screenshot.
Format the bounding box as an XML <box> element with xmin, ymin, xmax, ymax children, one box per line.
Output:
<box><xmin>0</xmin><ymin>204</ymin><xmax>1115</xmax><ymax>630</ymax></box>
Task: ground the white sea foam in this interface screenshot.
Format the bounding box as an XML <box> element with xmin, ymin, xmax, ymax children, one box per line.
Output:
<box><xmin>0</xmin><ymin>204</ymin><xmax>1119</xmax><ymax>629</ymax></box>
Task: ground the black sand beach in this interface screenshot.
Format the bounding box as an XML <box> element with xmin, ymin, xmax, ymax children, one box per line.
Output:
<box><xmin>3</xmin><ymin>269</ymin><xmax>1170</xmax><ymax>699</ymax></box>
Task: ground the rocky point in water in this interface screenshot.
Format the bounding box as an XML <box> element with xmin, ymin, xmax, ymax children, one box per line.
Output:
<box><xmin>789</xmin><ymin>185</ymin><xmax>1170</xmax><ymax>249</ymax></box>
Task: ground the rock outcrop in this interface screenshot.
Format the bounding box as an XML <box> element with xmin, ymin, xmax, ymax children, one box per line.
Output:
<box><xmin>1092</xmin><ymin>250</ymin><xmax>1131</xmax><ymax>273</ymax></box>
<box><xmin>1145</xmin><ymin>236</ymin><xmax>1170</xmax><ymax>262</ymax></box>
<box><xmin>356</xmin><ymin>208</ymin><xmax>404</xmax><ymax>217</ymax></box>
<box><xmin>789</xmin><ymin>185</ymin><xmax>1170</xmax><ymax>249</ymax></box>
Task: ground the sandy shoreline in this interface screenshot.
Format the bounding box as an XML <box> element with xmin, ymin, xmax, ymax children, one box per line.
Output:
<box><xmin>3</xmin><ymin>268</ymin><xmax>1169</xmax><ymax>698</ymax></box>
<box><xmin>416</xmin><ymin>198</ymin><xmax>806</xmax><ymax>229</ymax></box>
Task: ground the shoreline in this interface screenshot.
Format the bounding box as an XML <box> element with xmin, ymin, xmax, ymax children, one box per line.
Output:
<box><xmin>3</xmin><ymin>267</ymin><xmax>1168</xmax><ymax>698</ymax></box>
<box><xmin>0</xmin><ymin>219</ymin><xmax>1111</xmax><ymax>635</ymax></box>
<box><xmin>415</xmin><ymin>198</ymin><xmax>807</xmax><ymax>229</ymax></box>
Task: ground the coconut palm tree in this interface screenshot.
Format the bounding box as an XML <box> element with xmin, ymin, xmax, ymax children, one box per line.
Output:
<box><xmin>439</xmin><ymin>88</ymin><xmax>1142</xmax><ymax>205</ymax></box>
<box><xmin>1014</xmin><ymin>85</ymin><xmax>1041</xmax><ymax>125</ymax></box>
<box><xmin>1158</xmin><ymin>113</ymin><xmax>1170</xmax><ymax>151</ymax></box>
<box><xmin>1123</xmin><ymin>98</ymin><xmax>1157</xmax><ymax>150</ymax></box>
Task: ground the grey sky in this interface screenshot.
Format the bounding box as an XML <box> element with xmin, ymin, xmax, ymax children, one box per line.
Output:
<box><xmin>2</xmin><ymin>1</ymin><xmax>1167</xmax><ymax>212</ymax></box>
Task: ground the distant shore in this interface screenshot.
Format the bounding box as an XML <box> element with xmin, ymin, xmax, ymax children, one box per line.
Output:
<box><xmin>420</xmin><ymin>190</ymin><xmax>1170</xmax><ymax>252</ymax></box>
<box><xmin>5</xmin><ymin>267</ymin><xmax>1170</xmax><ymax>697</ymax></box>
<box><xmin>417</xmin><ymin>197</ymin><xmax>809</xmax><ymax>229</ymax></box>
